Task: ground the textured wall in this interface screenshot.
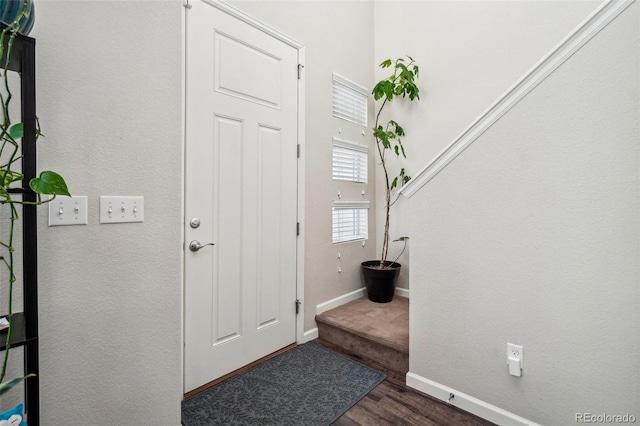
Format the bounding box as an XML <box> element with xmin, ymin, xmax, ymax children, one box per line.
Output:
<box><xmin>408</xmin><ymin>2</ymin><xmax>639</xmax><ymax>423</ymax></box>
<box><xmin>29</xmin><ymin>1</ymin><xmax>183</xmax><ymax>424</ymax></box>
<box><xmin>372</xmin><ymin>0</ymin><xmax>601</xmax><ymax>289</ymax></box>
<box><xmin>228</xmin><ymin>1</ymin><xmax>376</xmax><ymax>332</ymax></box>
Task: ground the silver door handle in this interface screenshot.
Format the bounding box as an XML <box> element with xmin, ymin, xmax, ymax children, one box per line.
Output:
<box><xmin>189</xmin><ymin>240</ymin><xmax>215</xmax><ymax>252</ymax></box>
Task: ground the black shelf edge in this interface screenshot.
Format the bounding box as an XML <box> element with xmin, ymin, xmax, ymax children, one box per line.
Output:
<box><xmin>0</xmin><ymin>20</ymin><xmax>39</xmax><ymax>425</ymax></box>
<box><xmin>7</xmin><ymin>188</ymin><xmax>29</xmax><ymax>193</ymax></box>
<box><xmin>0</xmin><ymin>312</ymin><xmax>36</xmax><ymax>350</ymax></box>
<box><xmin>0</xmin><ymin>22</ymin><xmax>35</xmax><ymax>73</ymax></box>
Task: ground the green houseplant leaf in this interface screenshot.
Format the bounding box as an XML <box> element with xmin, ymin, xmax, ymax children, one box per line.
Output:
<box><xmin>1</xmin><ymin>170</ymin><xmax>24</xmax><ymax>187</ymax></box>
<box><xmin>0</xmin><ymin>374</ymin><xmax>35</xmax><ymax>396</ymax></box>
<box><xmin>29</xmin><ymin>171</ymin><xmax>71</xmax><ymax>196</ymax></box>
<box><xmin>8</xmin><ymin>123</ymin><xmax>23</xmax><ymax>141</ymax></box>
<box><xmin>6</xmin><ymin>122</ymin><xmax>43</xmax><ymax>141</ymax></box>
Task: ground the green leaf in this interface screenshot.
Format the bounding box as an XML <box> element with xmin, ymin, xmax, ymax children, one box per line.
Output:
<box><xmin>8</xmin><ymin>123</ymin><xmax>23</xmax><ymax>140</ymax></box>
<box><xmin>373</xmin><ymin>80</ymin><xmax>394</xmax><ymax>101</ymax></box>
<box><xmin>2</xmin><ymin>170</ymin><xmax>24</xmax><ymax>186</ymax></box>
<box><xmin>373</xmin><ymin>126</ymin><xmax>387</xmax><ymax>142</ymax></box>
<box><xmin>0</xmin><ymin>374</ymin><xmax>35</xmax><ymax>396</ymax></box>
<box><xmin>391</xmin><ymin>176</ymin><xmax>398</xmax><ymax>190</ymax></box>
<box><xmin>382</xmin><ymin>80</ymin><xmax>395</xmax><ymax>99</ymax></box>
<box><xmin>407</xmin><ymin>83</ymin><xmax>420</xmax><ymax>100</ymax></box>
<box><xmin>394</xmin><ymin>145</ymin><xmax>399</xmax><ymax>157</ymax></box>
<box><xmin>29</xmin><ymin>171</ymin><xmax>71</xmax><ymax>196</ymax></box>
<box><xmin>6</xmin><ymin>123</ymin><xmax>43</xmax><ymax>140</ymax></box>
<box><xmin>393</xmin><ymin>236</ymin><xmax>409</xmax><ymax>241</ymax></box>
<box><xmin>372</xmin><ymin>81</ymin><xmax>385</xmax><ymax>100</ymax></box>
<box><xmin>380</xmin><ymin>59</ymin><xmax>392</xmax><ymax>68</ymax></box>
<box><xmin>392</xmin><ymin>121</ymin><xmax>405</xmax><ymax>136</ymax></box>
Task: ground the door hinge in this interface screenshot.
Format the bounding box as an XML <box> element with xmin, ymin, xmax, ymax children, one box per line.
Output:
<box><xmin>183</xmin><ymin>0</ymin><xmax>192</xmax><ymax>9</ymax></box>
<box><xmin>297</xmin><ymin>64</ymin><xmax>304</xmax><ymax>80</ymax></box>
<box><xmin>296</xmin><ymin>222</ymin><xmax>300</xmax><ymax>236</ymax></box>
<box><xmin>297</xmin><ymin>144</ymin><xmax>301</xmax><ymax>158</ymax></box>
<box><xmin>295</xmin><ymin>299</ymin><xmax>301</xmax><ymax>314</ymax></box>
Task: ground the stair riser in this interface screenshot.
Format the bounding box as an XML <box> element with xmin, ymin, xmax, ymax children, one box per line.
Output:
<box><xmin>317</xmin><ymin>322</ymin><xmax>408</xmax><ymax>376</ymax></box>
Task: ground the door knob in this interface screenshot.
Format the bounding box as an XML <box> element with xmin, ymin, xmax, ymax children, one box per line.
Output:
<box><xmin>189</xmin><ymin>240</ymin><xmax>214</xmax><ymax>252</ymax></box>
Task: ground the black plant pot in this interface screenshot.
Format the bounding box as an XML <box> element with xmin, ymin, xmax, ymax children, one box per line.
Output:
<box><xmin>361</xmin><ymin>261</ymin><xmax>401</xmax><ymax>303</ymax></box>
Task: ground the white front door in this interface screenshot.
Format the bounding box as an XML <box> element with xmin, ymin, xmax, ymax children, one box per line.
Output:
<box><xmin>184</xmin><ymin>0</ymin><xmax>300</xmax><ymax>393</ymax></box>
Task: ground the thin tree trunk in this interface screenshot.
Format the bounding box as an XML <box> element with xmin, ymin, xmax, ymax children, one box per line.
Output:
<box><xmin>374</xmin><ymin>98</ymin><xmax>390</xmax><ymax>266</ymax></box>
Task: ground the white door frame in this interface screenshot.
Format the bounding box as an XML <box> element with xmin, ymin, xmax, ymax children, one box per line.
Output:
<box><xmin>181</xmin><ymin>0</ymin><xmax>306</xmax><ymax>393</ymax></box>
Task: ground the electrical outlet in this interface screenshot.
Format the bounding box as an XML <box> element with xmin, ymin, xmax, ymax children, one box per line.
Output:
<box><xmin>507</xmin><ymin>343</ymin><xmax>524</xmax><ymax>367</ymax></box>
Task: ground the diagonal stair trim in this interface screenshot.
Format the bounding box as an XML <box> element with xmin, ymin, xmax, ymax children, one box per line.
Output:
<box><xmin>399</xmin><ymin>0</ymin><xmax>635</xmax><ymax>198</ymax></box>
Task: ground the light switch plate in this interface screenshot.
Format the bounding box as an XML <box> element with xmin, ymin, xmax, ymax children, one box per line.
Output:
<box><xmin>99</xmin><ymin>196</ymin><xmax>144</xmax><ymax>223</ymax></box>
<box><xmin>48</xmin><ymin>196</ymin><xmax>88</xmax><ymax>226</ymax></box>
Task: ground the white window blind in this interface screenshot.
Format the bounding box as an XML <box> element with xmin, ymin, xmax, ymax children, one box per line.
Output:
<box><xmin>332</xmin><ymin>201</ymin><xmax>369</xmax><ymax>244</ymax></box>
<box><xmin>332</xmin><ymin>138</ymin><xmax>368</xmax><ymax>183</ymax></box>
<box><xmin>332</xmin><ymin>73</ymin><xmax>368</xmax><ymax>127</ymax></box>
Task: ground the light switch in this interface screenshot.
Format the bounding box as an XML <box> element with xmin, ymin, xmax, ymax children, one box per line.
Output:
<box><xmin>99</xmin><ymin>196</ymin><xmax>144</xmax><ymax>223</ymax></box>
<box><xmin>48</xmin><ymin>196</ymin><xmax>88</xmax><ymax>226</ymax></box>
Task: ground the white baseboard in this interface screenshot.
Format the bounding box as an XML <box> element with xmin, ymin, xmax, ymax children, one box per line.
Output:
<box><xmin>316</xmin><ymin>286</ymin><xmax>410</xmax><ymax>317</ymax></box>
<box><xmin>395</xmin><ymin>287</ymin><xmax>410</xmax><ymax>299</ymax></box>
<box><xmin>316</xmin><ymin>288</ymin><xmax>365</xmax><ymax>315</ymax></box>
<box><xmin>302</xmin><ymin>328</ymin><xmax>318</xmax><ymax>343</ymax></box>
<box><xmin>406</xmin><ymin>372</ymin><xmax>540</xmax><ymax>426</ymax></box>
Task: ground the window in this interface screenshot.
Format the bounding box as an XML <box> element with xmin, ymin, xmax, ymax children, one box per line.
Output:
<box><xmin>332</xmin><ymin>138</ymin><xmax>368</xmax><ymax>183</ymax></box>
<box><xmin>332</xmin><ymin>201</ymin><xmax>369</xmax><ymax>244</ymax></box>
<box><xmin>332</xmin><ymin>73</ymin><xmax>368</xmax><ymax>127</ymax></box>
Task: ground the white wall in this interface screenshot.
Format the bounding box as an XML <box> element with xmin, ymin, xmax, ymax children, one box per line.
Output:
<box><xmin>5</xmin><ymin>0</ymin><xmax>632</xmax><ymax>423</ymax></box>
<box><xmin>373</xmin><ymin>0</ymin><xmax>601</xmax><ymax>288</ymax></box>
<box><xmin>227</xmin><ymin>1</ymin><xmax>376</xmax><ymax>332</ymax></box>
<box><xmin>29</xmin><ymin>1</ymin><xmax>183</xmax><ymax>424</ymax></box>
<box><xmin>407</xmin><ymin>2</ymin><xmax>639</xmax><ymax>423</ymax></box>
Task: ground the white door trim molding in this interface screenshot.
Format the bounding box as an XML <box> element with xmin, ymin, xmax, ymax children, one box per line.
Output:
<box><xmin>296</xmin><ymin>47</ymin><xmax>306</xmax><ymax>344</ymax></box>
<box><xmin>202</xmin><ymin>0</ymin><xmax>303</xmax><ymax>49</ymax></box>
<box><xmin>406</xmin><ymin>372</ymin><xmax>542</xmax><ymax>426</ymax></box>
<box><xmin>400</xmin><ymin>0</ymin><xmax>635</xmax><ymax>198</ymax></box>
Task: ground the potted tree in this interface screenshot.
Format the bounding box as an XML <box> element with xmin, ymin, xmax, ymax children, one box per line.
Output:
<box><xmin>362</xmin><ymin>56</ymin><xmax>420</xmax><ymax>303</ymax></box>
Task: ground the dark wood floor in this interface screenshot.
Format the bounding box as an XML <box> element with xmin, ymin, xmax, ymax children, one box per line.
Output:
<box><xmin>334</xmin><ymin>379</ymin><xmax>494</xmax><ymax>426</ymax></box>
<box><xmin>320</xmin><ymin>341</ymin><xmax>496</xmax><ymax>426</ymax></box>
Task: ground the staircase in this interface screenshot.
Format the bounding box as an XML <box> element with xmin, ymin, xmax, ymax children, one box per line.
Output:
<box><xmin>315</xmin><ymin>295</ymin><xmax>409</xmax><ymax>383</ymax></box>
